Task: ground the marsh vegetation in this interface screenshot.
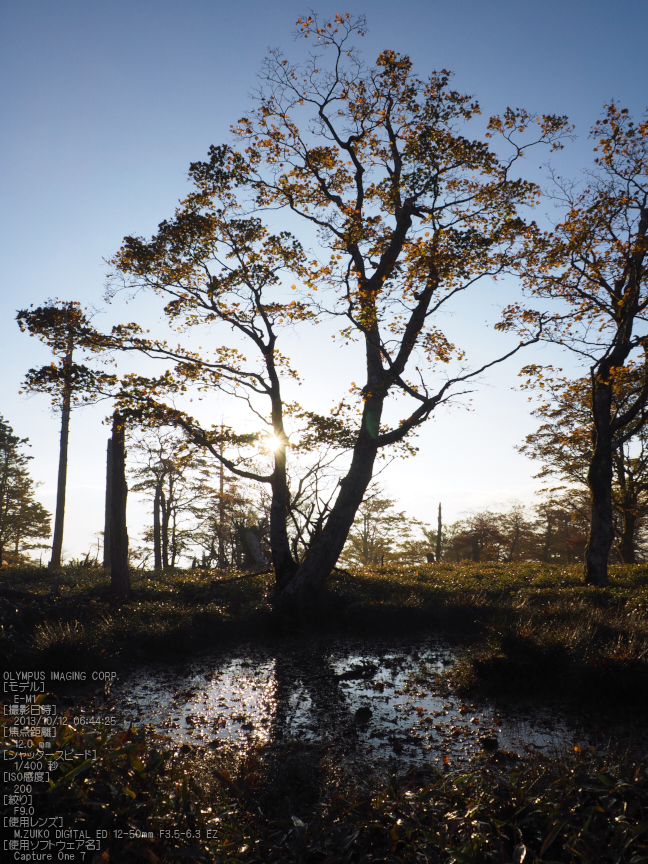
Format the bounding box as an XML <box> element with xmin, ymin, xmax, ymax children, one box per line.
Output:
<box><xmin>2</xmin><ymin>563</ymin><xmax>648</xmax><ymax>862</ymax></box>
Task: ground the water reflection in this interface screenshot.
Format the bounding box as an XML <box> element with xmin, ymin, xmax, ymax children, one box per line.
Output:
<box><xmin>108</xmin><ymin>636</ymin><xmax>629</xmax><ymax>772</ymax></box>
<box><xmin>114</xmin><ymin>655</ymin><xmax>277</xmax><ymax>748</ymax></box>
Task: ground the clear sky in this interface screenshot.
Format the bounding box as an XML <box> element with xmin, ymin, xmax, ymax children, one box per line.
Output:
<box><xmin>1</xmin><ymin>0</ymin><xmax>646</xmax><ymax>560</ymax></box>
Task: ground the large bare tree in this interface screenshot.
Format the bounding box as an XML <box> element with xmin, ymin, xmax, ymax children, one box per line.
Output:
<box><xmin>108</xmin><ymin>14</ymin><xmax>567</xmax><ymax>609</ymax></box>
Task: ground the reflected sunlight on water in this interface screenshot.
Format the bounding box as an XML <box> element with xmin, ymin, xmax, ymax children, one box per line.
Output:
<box><xmin>109</xmin><ymin>637</ymin><xmax>636</xmax><ymax>770</ymax></box>
<box><xmin>116</xmin><ymin>657</ymin><xmax>278</xmax><ymax>747</ymax></box>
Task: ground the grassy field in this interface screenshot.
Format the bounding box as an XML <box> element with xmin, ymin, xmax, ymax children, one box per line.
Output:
<box><xmin>3</xmin><ymin>563</ymin><xmax>648</xmax><ymax>862</ymax></box>
<box><xmin>2</xmin><ymin>561</ymin><xmax>648</xmax><ymax>704</ymax></box>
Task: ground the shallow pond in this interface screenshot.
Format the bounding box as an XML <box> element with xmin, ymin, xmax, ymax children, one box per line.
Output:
<box><xmin>102</xmin><ymin>636</ymin><xmax>641</xmax><ymax>772</ymax></box>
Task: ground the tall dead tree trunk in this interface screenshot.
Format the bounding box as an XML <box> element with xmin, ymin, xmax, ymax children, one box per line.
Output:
<box><xmin>49</xmin><ymin>349</ymin><xmax>72</xmax><ymax>569</ymax></box>
<box><xmin>153</xmin><ymin>477</ymin><xmax>163</xmax><ymax>571</ymax></box>
<box><xmin>170</xmin><ymin>506</ymin><xmax>178</xmax><ymax>568</ymax></box>
<box><xmin>160</xmin><ymin>490</ymin><xmax>170</xmax><ymax>570</ymax></box>
<box><xmin>102</xmin><ymin>438</ymin><xmax>113</xmax><ymax>568</ymax></box>
<box><xmin>218</xmin><ymin>453</ymin><xmax>226</xmax><ymax>567</ymax></box>
<box><xmin>109</xmin><ymin>412</ymin><xmax>131</xmax><ymax>598</ymax></box>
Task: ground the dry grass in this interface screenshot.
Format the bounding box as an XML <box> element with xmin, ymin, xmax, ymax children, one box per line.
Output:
<box><xmin>2</xmin><ymin>562</ymin><xmax>648</xmax><ymax>703</ymax></box>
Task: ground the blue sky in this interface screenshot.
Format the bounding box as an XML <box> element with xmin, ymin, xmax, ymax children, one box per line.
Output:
<box><xmin>1</xmin><ymin>0</ymin><xmax>646</xmax><ymax>559</ymax></box>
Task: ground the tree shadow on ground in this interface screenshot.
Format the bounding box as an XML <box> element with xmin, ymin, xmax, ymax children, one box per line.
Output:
<box><xmin>250</xmin><ymin>640</ymin><xmax>366</xmax><ymax>819</ymax></box>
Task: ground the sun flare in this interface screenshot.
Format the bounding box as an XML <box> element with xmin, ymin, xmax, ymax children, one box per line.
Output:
<box><xmin>263</xmin><ymin>434</ymin><xmax>284</xmax><ymax>452</ymax></box>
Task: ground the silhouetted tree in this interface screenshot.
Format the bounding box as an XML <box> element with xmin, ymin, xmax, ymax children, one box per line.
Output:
<box><xmin>0</xmin><ymin>416</ymin><xmax>50</xmax><ymax>566</ymax></box>
<box><xmin>448</xmin><ymin>511</ymin><xmax>508</xmax><ymax>562</ymax></box>
<box><xmin>108</xmin><ymin>13</ymin><xmax>567</xmax><ymax>609</ymax></box>
<box><xmin>340</xmin><ymin>492</ymin><xmax>420</xmax><ymax>566</ymax></box>
<box><xmin>16</xmin><ymin>300</ymin><xmax>115</xmax><ymax>569</ymax></box>
<box><xmin>521</xmin><ymin>366</ymin><xmax>648</xmax><ymax>563</ymax></box>
<box><xmin>130</xmin><ymin>429</ymin><xmax>225</xmax><ymax>570</ymax></box>
<box><xmin>108</xmin><ymin>412</ymin><xmax>130</xmax><ymax>598</ymax></box>
<box><xmin>534</xmin><ymin>493</ymin><xmax>589</xmax><ymax>564</ymax></box>
<box><xmin>501</xmin><ymin>105</ymin><xmax>648</xmax><ymax>585</ymax></box>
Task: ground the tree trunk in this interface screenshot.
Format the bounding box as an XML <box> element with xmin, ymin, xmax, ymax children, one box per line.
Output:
<box><xmin>103</xmin><ymin>438</ymin><xmax>113</xmax><ymax>568</ymax></box>
<box><xmin>617</xmin><ymin>500</ymin><xmax>637</xmax><ymax>564</ymax></box>
<box><xmin>49</xmin><ymin>354</ymin><xmax>72</xmax><ymax>569</ymax></box>
<box><xmin>170</xmin><ymin>506</ymin><xmax>178</xmax><ymax>568</ymax></box>
<box><xmin>218</xmin><ymin>450</ymin><xmax>226</xmax><ymax>567</ymax></box>
<box><xmin>153</xmin><ymin>478</ymin><xmax>163</xmax><ymax>570</ymax></box>
<box><xmin>160</xmin><ymin>490</ymin><xmax>170</xmax><ymax>569</ymax></box>
<box><xmin>435</xmin><ymin>502</ymin><xmax>442</xmax><ymax>563</ymax></box>
<box><xmin>278</xmin><ymin>435</ymin><xmax>379</xmax><ymax>607</ymax></box>
<box><xmin>613</xmin><ymin>452</ymin><xmax>637</xmax><ymax>565</ymax></box>
<box><xmin>471</xmin><ymin>535</ymin><xmax>480</xmax><ymax>562</ymax></box>
<box><xmin>270</xmin><ymin>442</ymin><xmax>298</xmax><ymax>587</ymax></box>
<box><xmin>585</xmin><ymin>378</ymin><xmax>614</xmax><ymax>587</ymax></box>
<box><xmin>238</xmin><ymin>524</ymin><xmax>268</xmax><ymax>569</ymax></box>
<box><xmin>362</xmin><ymin>514</ymin><xmax>370</xmax><ymax>564</ymax></box>
<box><xmin>109</xmin><ymin>413</ymin><xmax>131</xmax><ymax>598</ymax></box>
<box><xmin>541</xmin><ymin>515</ymin><xmax>553</xmax><ymax>563</ymax></box>
<box><xmin>507</xmin><ymin>526</ymin><xmax>520</xmax><ymax>562</ymax></box>
<box><xmin>235</xmin><ymin>531</ymin><xmax>242</xmax><ymax>569</ymax></box>
<box><xmin>585</xmin><ymin>445</ymin><xmax>614</xmax><ymax>585</ymax></box>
